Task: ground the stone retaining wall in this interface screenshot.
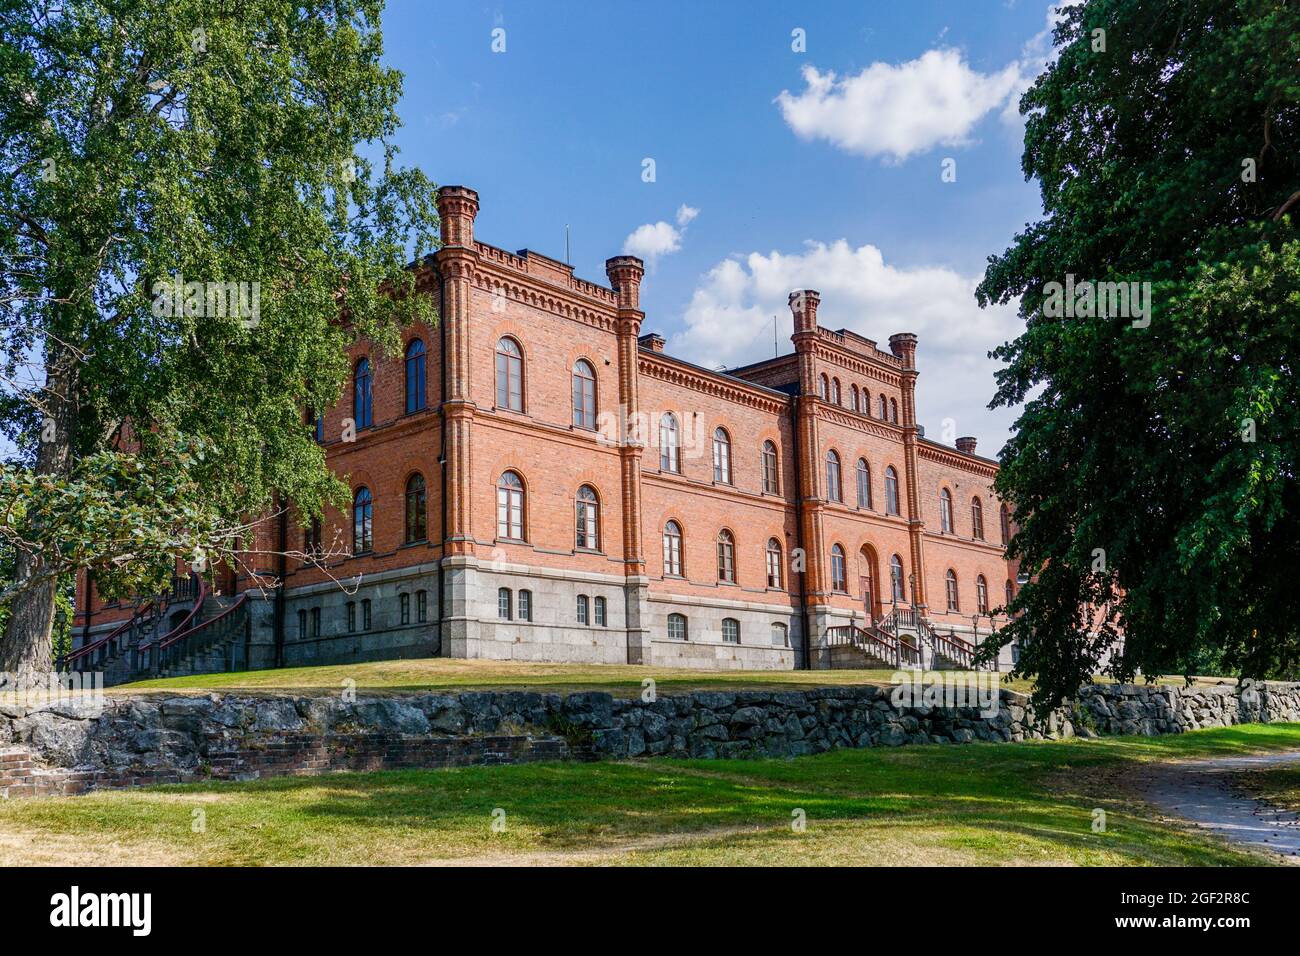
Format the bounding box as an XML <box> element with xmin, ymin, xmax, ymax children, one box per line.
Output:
<box><xmin>2</xmin><ymin>679</ymin><xmax>1297</xmax><ymax>799</ymax></box>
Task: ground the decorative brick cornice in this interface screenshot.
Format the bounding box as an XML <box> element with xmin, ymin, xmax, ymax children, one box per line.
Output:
<box><xmin>811</xmin><ymin>335</ymin><xmax>904</xmax><ymax>387</ymax></box>
<box><xmin>471</xmin><ymin>266</ymin><xmax>617</xmax><ymax>332</ymax></box>
<box><xmin>918</xmin><ymin>441</ymin><xmax>998</xmax><ymax>479</ymax></box>
<box><xmin>638</xmin><ymin>354</ymin><xmax>791</xmax><ymax>414</ymax></box>
<box><xmin>815</xmin><ymin>403</ymin><xmax>903</xmax><ymax>439</ymax></box>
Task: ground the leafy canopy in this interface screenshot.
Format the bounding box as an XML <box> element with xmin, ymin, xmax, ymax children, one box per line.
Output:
<box><xmin>0</xmin><ymin>0</ymin><xmax>438</xmax><ymax>606</ymax></box>
<box><xmin>979</xmin><ymin>0</ymin><xmax>1299</xmax><ymax>703</ymax></box>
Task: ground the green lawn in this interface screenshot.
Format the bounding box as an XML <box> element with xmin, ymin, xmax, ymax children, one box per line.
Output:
<box><xmin>3</xmin><ymin>723</ymin><xmax>1297</xmax><ymax>866</ymax></box>
<box><xmin>115</xmin><ymin>656</ymin><xmax>1220</xmax><ymax>698</ymax></box>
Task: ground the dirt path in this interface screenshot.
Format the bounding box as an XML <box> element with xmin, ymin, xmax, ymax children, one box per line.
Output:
<box><xmin>1133</xmin><ymin>750</ymin><xmax>1300</xmax><ymax>864</ymax></box>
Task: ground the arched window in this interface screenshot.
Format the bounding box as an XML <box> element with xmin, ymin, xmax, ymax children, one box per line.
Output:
<box><xmin>496</xmin><ymin>471</ymin><xmax>524</xmax><ymax>540</ymax></box>
<box><xmin>818</xmin><ymin>374</ymin><xmax>829</xmax><ymax>400</ymax></box>
<box><xmin>575</xmin><ymin>485</ymin><xmax>600</xmax><ymax>550</ymax></box>
<box><xmin>405</xmin><ymin>339</ymin><xmax>426</xmax><ymax>414</ymax></box>
<box><xmin>856</xmin><ymin>459</ymin><xmax>872</xmax><ymax>509</ymax></box>
<box><xmin>667</xmin><ymin>612</ymin><xmax>688</xmax><ymax>641</ymax></box>
<box><xmin>940</xmin><ymin>488</ymin><xmax>953</xmax><ymax>533</ymax></box>
<box><xmin>716</xmin><ymin>529</ymin><xmax>736</xmax><ymax>583</ymax></box>
<box><xmin>712</xmin><ymin>427</ymin><xmax>732</xmax><ymax>484</ymax></box>
<box><xmin>878</xmin><ymin>394</ymin><xmax>888</xmax><ymax>419</ymax></box>
<box><xmin>1000</xmin><ymin>503</ymin><xmax>1011</xmax><ymax>546</ymax></box>
<box><xmin>890</xmin><ymin>398</ymin><xmax>899</xmax><ymax>423</ymax></box>
<box><xmin>722</xmin><ymin>618</ymin><xmax>740</xmax><ymax>643</ymax></box>
<box><xmin>576</xmin><ymin>594</ymin><xmax>589</xmax><ymax>625</ymax></box>
<box><xmin>663</xmin><ymin>520</ymin><xmax>683</xmax><ymax>576</ymax></box>
<box><xmin>765</xmin><ymin>538</ymin><xmax>783</xmax><ymax>589</ymax></box>
<box><xmin>830</xmin><ymin>544</ymin><xmax>847</xmax><ymax>592</ymax></box>
<box><xmin>405</xmin><ymin>473</ymin><xmax>427</xmax><ymax>543</ymax></box>
<box><xmin>885</xmin><ymin>466</ymin><xmax>900</xmax><ymax>515</ymax></box>
<box><xmin>594</xmin><ymin>595</ymin><xmax>606</xmax><ymax>626</ymax></box>
<box><xmin>1005</xmin><ymin>579</ymin><xmax>1014</xmax><ymax>610</ymax></box>
<box><xmin>831</xmin><ymin>378</ymin><xmax>841</xmax><ymax>405</ymax></box>
<box><xmin>495</xmin><ymin>337</ymin><xmax>523</xmax><ymax>411</ymax></box>
<box><xmin>572</xmin><ymin>359</ymin><xmax>596</xmax><ymax>429</ymax></box>
<box><xmin>498</xmin><ymin>587</ymin><xmax>513</xmax><ymax>620</ymax></box>
<box><xmin>850</xmin><ymin>384</ymin><xmax>860</xmax><ymax>412</ymax></box>
<box><xmin>659</xmin><ymin>413</ymin><xmax>680</xmax><ymax>473</ymax></box>
<box><xmin>825</xmin><ymin>449</ymin><xmax>842</xmax><ymax>502</ymax></box>
<box><xmin>304</xmin><ymin>517</ymin><xmax>322</xmax><ymax>556</ymax></box>
<box><xmin>976</xmin><ymin>574</ymin><xmax>989</xmax><ymax>614</ymax></box>
<box><xmin>352</xmin><ymin>486</ymin><xmax>372</xmax><ymax>554</ymax></box>
<box><xmin>761</xmin><ymin>440</ymin><xmax>780</xmax><ymax>493</ymax></box>
<box><xmin>945</xmin><ymin>569</ymin><xmax>960</xmax><ymax>612</ymax></box>
<box><xmin>353</xmin><ymin>358</ymin><xmax>372</xmax><ymax>429</ymax></box>
<box><xmin>861</xmin><ymin>389</ymin><xmax>871</xmax><ymax>416</ymax></box>
<box><xmin>890</xmin><ymin>554</ymin><xmax>905</xmax><ymax>602</ymax></box>
<box><xmin>972</xmin><ymin>497</ymin><xmax>985</xmax><ymax>540</ymax></box>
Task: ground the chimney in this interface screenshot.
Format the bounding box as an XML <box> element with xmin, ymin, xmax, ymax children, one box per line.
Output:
<box><xmin>605</xmin><ymin>255</ymin><xmax>645</xmax><ymax>311</ymax></box>
<box><xmin>889</xmin><ymin>332</ymin><xmax>918</xmax><ymax>370</ymax></box>
<box><xmin>789</xmin><ymin>290</ymin><xmax>820</xmax><ymax>333</ymax></box>
<box><xmin>956</xmin><ymin>436</ymin><xmax>978</xmax><ymax>454</ymax></box>
<box><xmin>638</xmin><ymin>332</ymin><xmax>665</xmax><ymax>353</ymax></box>
<box><xmin>436</xmin><ymin>185</ymin><xmax>479</xmax><ymax>249</ymax></box>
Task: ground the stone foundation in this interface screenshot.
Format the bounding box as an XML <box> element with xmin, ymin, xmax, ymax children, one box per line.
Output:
<box><xmin>2</xmin><ymin>680</ymin><xmax>1297</xmax><ymax>800</ymax></box>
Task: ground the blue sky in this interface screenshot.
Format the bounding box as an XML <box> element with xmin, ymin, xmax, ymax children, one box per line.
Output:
<box><xmin>380</xmin><ymin>0</ymin><xmax>1064</xmax><ymax>453</ymax></box>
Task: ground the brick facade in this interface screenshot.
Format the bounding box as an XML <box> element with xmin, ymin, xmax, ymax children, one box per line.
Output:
<box><xmin>76</xmin><ymin>185</ymin><xmax>1019</xmax><ymax>672</ymax></box>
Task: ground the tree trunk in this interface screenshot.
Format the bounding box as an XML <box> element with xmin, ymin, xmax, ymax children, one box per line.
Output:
<box><xmin>0</xmin><ymin>351</ymin><xmax>75</xmax><ymax>691</ymax></box>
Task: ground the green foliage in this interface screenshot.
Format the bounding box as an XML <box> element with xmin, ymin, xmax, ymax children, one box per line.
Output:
<box><xmin>0</xmin><ymin>2</ymin><xmax>438</xmax><ymax>626</ymax></box>
<box><xmin>977</xmin><ymin>0</ymin><xmax>1300</xmax><ymax>704</ymax></box>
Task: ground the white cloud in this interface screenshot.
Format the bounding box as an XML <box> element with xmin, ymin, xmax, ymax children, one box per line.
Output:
<box><xmin>622</xmin><ymin>204</ymin><xmax>699</xmax><ymax>267</ymax></box>
<box><xmin>776</xmin><ymin>3</ymin><xmax>1078</xmax><ymax>161</ymax></box>
<box><xmin>667</xmin><ymin>240</ymin><xmax>1023</xmax><ymax>451</ymax></box>
<box><xmin>776</xmin><ymin>51</ymin><xmax>1025</xmax><ymax>162</ymax></box>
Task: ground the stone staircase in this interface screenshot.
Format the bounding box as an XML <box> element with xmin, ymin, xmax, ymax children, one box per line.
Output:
<box><xmin>823</xmin><ymin>608</ymin><xmax>993</xmax><ymax>672</ymax></box>
<box><xmin>61</xmin><ymin>575</ymin><xmax>249</xmax><ymax>686</ymax></box>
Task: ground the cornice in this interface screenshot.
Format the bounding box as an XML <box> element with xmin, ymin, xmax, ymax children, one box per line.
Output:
<box><xmin>638</xmin><ymin>353</ymin><xmax>791</xmax><ymax>414</ymax></box>
<box><xmin>918</xmin><ymin>441</ymin><xmax>998</xmax><ymax>478</ymax></box>
<box><xmin>815</xmin><ymin>402</ymin><xmax>903</xmax><ymax>440</ymax></box>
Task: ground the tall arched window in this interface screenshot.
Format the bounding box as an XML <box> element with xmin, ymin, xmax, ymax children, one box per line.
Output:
<box><xmin>976</xmin><ymin>575</ymin><xmax>989</xmax><ymax>614</ymax></box>
<box><xmin>878</xmin><ymin>394</ymin><xmax>888</xmax><ymax>419</ymax></box>
<box><xmin>667</xmin><ymin>612</ymin><xmax>688</xmax><ymax>641</ymax></box>
<box><xmin>972</xmin><ymin>497</ymin><xmax>985</xmax><ymax>540</ymax></box>
<box><xmin>940</xmin><ymin>488</ymin><xmax>953</xmax><ymax>533</ymax></box>
<box><xmin>659</xmin><ymin>413</ymin><xmax>680</xmax><ymax>473</ymax></box>
<box><xmin>405</xmin><ymin>339</ymin><xmax>426</xmax><ymax>414</ymax></box>
<box><xmin>818</xmin><ymin>374</ymin><xmax>829</xmax><ymax>400</ymax></box>
<box><xmin>890</xmin><ymin>554</ymin><xmax>905</xmax><ymax>602</ymax></box>
<box><xmin>572</xmin><ymin>359</ymin><xmax>596</xmax><ymax>429</ymax></box>
<box><xmin>945</xmin><ymin>569</ymin><xmax>960</xmax><ymax>611</ymax></box>
<box><xmin>495</xmin><ymin>337</ymin><xmax>523</xmax><ymax>411</ymax></box>
<box><xmin>1005</xmin><ymin>579</ymin><xmax>1014</xmax><ymax>610</ymax></box>
<box><xmin>885</xmin><ymin>466</ymin><xmax>900</xmax><ymax>515</ymax></box>
<box><xmin>856</xmin><ymin>459</ymin><xmax>872</xmax><ymax>509</ymax></box>
<box><xmin>831</xmin><ymin>378</ymin><xmax>841</xmax><ymax>405</ymax></box>
<box><xmin>405</xmin><ymin>473</ymin><xmax>426</xmax><ymax>543</ymax></box>
<box><xmin>890</xmin><ymin>398</ymin><xmax>899</xmax><ymax>423</ymax></box>
<box><xmin>850</xmin><ymin>384</ymin><xmax>860</xmax><ymax>412</ymax></box>
<box><xmin>712</xmin><ymin>428</ymin><xmax>732</xmax><ymax>484</ymax></box>
<box><xmin>716</xmin><ymin>529</ymin><xmax>736</xmax><ymax>583</ymax></box>
<box><xmin>830</xmin><ymin>544</ymin><xmax>847</xmax><ymax>592</ymax></box>
<box><xmin>825</xmin><ymin>449</ymin><xmax>842</xmax><ymax>502</ymax></box>
<box><xmin>765</xmin><ymin>538</ymin><xmax>783</xmax><ymax>589</ymax></box>
<box><xmin>1000</xmin><ymin>503</ymin><xmax>1011</xmax><ymax>546</ymax></box>
<box><xmin>663</xmin><ymin>520</ymin><xmax>683</xmax><ymax>576</ymax></box>
<box><xmin>352</xmin><ymin>486</ymin><xmax>373</xmax><ymax>554</ymax></box>
<box><xmin>761</xmin><ymin>440</ymin><xmax>779</xmax><ymax>493</ymax></box>
<box><xmin>496</xmin><ymin>471</ymin><xmax>524</xmax><ymax>540</ymax></box>
<box><xmin>353</xmin><ymin>358</ymin><xmax>372</xmax><ymax>428</ymax></box>
<box><xmin>575</xmin><ymin>485</ymin><xmax>600</xmax><ymax>550</ymax></box>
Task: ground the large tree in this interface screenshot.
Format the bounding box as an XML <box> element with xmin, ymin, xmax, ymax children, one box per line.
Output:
<box><xmin>979</xmin><ymin>0</ymin><xmax>1299</xmax><ymax>703</ymax></box>
<box><xmin>0</xmin><ymin>0</ymin><xmax>438</xmax><ymax>687</ymax></box>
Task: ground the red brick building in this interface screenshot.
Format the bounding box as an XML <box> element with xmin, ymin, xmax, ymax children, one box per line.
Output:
<box><xmin>75</xmin><ymin>185</ymin><xmax>1020</xmax><ymax>674</ymax></box>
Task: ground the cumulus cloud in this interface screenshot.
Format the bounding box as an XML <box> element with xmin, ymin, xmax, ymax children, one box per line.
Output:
<box><xmin>775</xmin><ymin>51</ymin><xmax>1025</xmax><ymax>162</ymax></box>
<box><xmin>667</xmin><ymin>240</ymin><xmax>1023</xmax><ymax>450</ymax></box>
<box><xmin>776</xmin><ymin>3</ymin><xmax>1080</xmax><ymax>162</ymax></box>
<box><xmin>623</xmin><ymin>204</ymin><xmax>700</xmax><ymax>267</ymax></box>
